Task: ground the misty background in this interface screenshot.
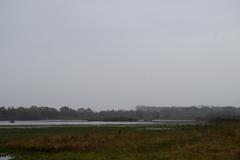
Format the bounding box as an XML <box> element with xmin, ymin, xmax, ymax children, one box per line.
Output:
<box><xmin>0</xmin><ymin>0</ymin><xmax>240</xmax><ymax>111</ymax></box>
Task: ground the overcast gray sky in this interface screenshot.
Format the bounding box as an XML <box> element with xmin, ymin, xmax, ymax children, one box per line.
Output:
<box><xmin>0</xmin><ymin>0</ymin><xmax>240</xmax><ymax>110</ymax></box>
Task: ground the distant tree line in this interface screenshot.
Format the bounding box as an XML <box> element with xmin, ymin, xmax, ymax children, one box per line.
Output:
<box><xmin>0</xmin><ymin>106</ymin><xmax>137</xmax><ymax>121</ymax></box>
<box><xmin>136</xmin><ymin>105</ymin><xmax>240</xmax><ymax>121</ymax></box>
<box><xmin>0</xmin><ymin>106</ymin><xmax>240</xmax><ymax>121</ymax></box>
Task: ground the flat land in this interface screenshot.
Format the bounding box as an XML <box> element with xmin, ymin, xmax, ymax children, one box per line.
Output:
<box><xmin>0</xmin><ymin>123</ymin><xmax>240</xmax><ymax>160</ymax></box>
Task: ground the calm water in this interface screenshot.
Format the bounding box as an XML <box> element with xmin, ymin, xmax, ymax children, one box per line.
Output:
<box><xmin>0</xmin><ymin>120</ymin><xmax>203</xmax><ymax>127</ymax></box>
<box><xmin>0</xmin><ymin>156</ymin><xmax>12</xmax><ymax>160</ymax></box>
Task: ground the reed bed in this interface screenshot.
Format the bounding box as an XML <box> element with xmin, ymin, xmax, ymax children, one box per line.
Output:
<box><xmin>1</xmin><ymin>123</ymin><xmax>240</xmax><ymax>160</ymax></box>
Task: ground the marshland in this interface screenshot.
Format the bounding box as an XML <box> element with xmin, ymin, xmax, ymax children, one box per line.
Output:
<box><xmin>0</xmin><ymin>121</ymin><xmax>240</xmax><ymax>160</ymax></box>
<box><xmin>1</xmin><ymin>0</ymin><xmax>240</xmax><ymax>160</ymax></box>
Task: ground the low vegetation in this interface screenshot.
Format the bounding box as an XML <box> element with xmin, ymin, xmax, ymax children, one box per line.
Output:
<box><xmin>0</xmin><ymin>122</ymin><xmax>240</xmax><ymax>160</ymax></box>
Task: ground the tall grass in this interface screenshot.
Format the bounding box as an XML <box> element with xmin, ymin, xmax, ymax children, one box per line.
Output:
<box><xmin>1</xmin><ymin>123</ymin><xmax>240</xmax><ymax>160</ymax></box>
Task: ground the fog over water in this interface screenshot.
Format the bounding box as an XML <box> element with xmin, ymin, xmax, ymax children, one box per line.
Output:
<box><xmin>0</xmin><ymin>0</ymin><xmax>240</xmax><ymax>110</ymax></box>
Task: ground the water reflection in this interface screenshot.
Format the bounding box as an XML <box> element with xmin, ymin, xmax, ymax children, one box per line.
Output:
<box><xmin>0</xmin><ymin>156</ymin><xmax>12</xmax><ymax>160</ymax></box>
<box><xmin>0</xmin><ymin>120</ymin><xmax>204</xmax><ymax>128</ymax></box>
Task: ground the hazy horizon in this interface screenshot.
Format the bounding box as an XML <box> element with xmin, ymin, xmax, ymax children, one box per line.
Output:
<box><xmin>1</xmin><ymin>0</ymin><xmax>240</xmax><ymax>110</ymax></box>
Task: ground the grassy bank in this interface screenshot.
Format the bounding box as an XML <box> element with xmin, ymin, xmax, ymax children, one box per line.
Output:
<box><xmin>0</xmin><ymin>123</ymin><xmax>240</xmax><ymax>160</ymax></box>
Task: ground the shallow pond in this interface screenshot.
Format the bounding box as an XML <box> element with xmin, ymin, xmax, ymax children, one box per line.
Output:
<box><xmin>0</xmin><ymin>120</ymin><xmax>206</xmax><ymax>128</ymax></box>
<box><xmin>0</xmin><ymin>156</ymin><xmax>12</xmax><ymax>160</ymax></box>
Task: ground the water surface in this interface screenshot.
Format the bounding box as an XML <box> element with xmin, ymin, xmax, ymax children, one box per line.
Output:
<box><xmin>0</xmin><ymin>156</ymin><xmax>12</xmax><ymax>160</ymax></box>
<box><xmin>0</xmin><ymin>120</ymin><xmax>204</xmax><ymax>128</ymax></box>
